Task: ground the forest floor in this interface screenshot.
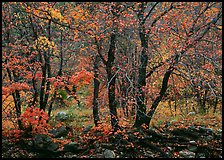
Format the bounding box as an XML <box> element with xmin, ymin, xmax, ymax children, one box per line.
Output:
<box><xmin>2</xmin><ymin>101</ymin><xmax>222</xmax><ymax>158</ymax></box>
<box><xmin>2</xmin><ymin>122</ymin><xmax>222</xmax><ymax>158</ymax></box>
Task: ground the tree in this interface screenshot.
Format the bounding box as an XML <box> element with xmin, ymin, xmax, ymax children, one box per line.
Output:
<box><xmin>2</xmin><ymin>2</ymin><xmax>222</xmax><ymax>134</ymax></box>
<box><xmin>131</xmin><ymin>2</ymin><xmax>222</xmax><ymax>127</ymax></box>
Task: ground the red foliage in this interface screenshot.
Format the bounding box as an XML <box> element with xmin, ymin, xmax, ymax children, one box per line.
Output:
<box><xmin>18</xmin><ymin>106</ymin><xmax>51</xmax><ymax>135</ymax></box>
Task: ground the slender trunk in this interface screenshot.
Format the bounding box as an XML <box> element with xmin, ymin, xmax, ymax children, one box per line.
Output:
<box><xmin>43</xmin><ymin>51</ymin><xmax>51</xmax><ymax>110</ymax></box>
<box><xmin>145</xmin><ymin>68</ymin><xmax>173</xmax><ymax>126</ymax></box>
<box><xmin>106</xmin><ymin>33</ymin><xmax>120</xmax><ymax>130</ymax></box>
<box><xmin>202</xmin><ymin>88</ymin><xmax>208</xmax><ymax>113</ymax></box>
<box><xmin>58</xmin><ymin>30</ymin><xmax>63</xmax><ymax>77</ymax></box>
<box><xmin>43</xmin><ymin>20</ymin><xmax>52</xmax><ymax>109</ymax></box>
<box><xmin>40</xmin><ymin>20</ymin><xmax>52</xmax><ymax>111</ymax></box>
<box><xmin>48</xmin><ymin>29</ymin><xmax>63</xmax><ymax>118</ymax></box>
<box><xmin>31</xmin><ymin>76</ymin><xmax>38</xmax><ymax>107</ymax></box>
<box><xmin>196</xmin><ymin>90</ymin><xmax>203</xmax><ymax>113</ymax></box>
<box><xmin>5</xmin><ymin>28</ymin><xmax>23</xmax><ymax>129</ymax></box>
<box><xmin>130</xmin><ymin>47</ymin><xmax>137</xmax><ymax>116</ymax></box>
<box><xmin>39</xmin><ymin>51</ymin><xmax>47</xmax><ymax>110</ymax></box>
<box><xmin>12</xmin><ymin>71</ymin><xmax>23</xmax><ymax>129</ymax></box>
<box><xmin>134</xmin><ymin>29</ymin><xmax>148</xmax><ymax>127</ymax></box>
<box><xmin>213</xmin><ymin>97</ymin><xmax>218</xmax><ymax>113</ymax></box>
<box><xmin>93</xmin><ymin>55</ymin><xmax>100</xmax><ymax>126</ymax></box>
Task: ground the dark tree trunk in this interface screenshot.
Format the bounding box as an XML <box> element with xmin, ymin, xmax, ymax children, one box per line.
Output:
<box><xmin>202</xmin><ymin>88</ymin><xmax>208</xmax><ymax>113</ymax></box>
<box><xmin>133</xmin><ymin>2</ymin><xmax>175</xmax><ymax>128</ymax></box>
<box><xmin>93</xmin><ymin>55</ymin><xmax>100</xmax><ymax>126</ymax></box>
<box><xmin>40</xmin><ymin>20</ymin><xmax>52</xmax><ymax>111</ymax></box>
<box><xmin>11</xmin><ymin>70</ymin><xmax>23</xmax><ymax>129</ymax></box>
<box><xmin>58</xmin><ymin>30</ymin><xmax>63</xmax><ymax>77</ymax></box>
<box><xmin>43</xmin><ymin>20</ymin><xmax>52</xmax><ymax>110</ymax></box>
<box><xmin>5</xmin><ymin>29</ymin><xmax>23</xmax><ymax>130</ymax></box>
<box><xmin>39</xmin><ymin>51</ymin><xmax>47</xmax><ymax>110</ymax></box>
<box><xmin>134</xmin><ymin>22</ymin><xmax>149</xmax><ymax>127</ymax></box>
<box><xmin>48</xmin><ymin>29</ymin><xmax>63</xmax><ymax>118</ymax></box>
<box><xmin>120</xmin><ymin>77</ymin><xmax>128</xmax><ymax>117</ymax></box>
<box><xmin>42</xmin><ymin>52</ymin><xmax>51</xmax><ymax>110</ymax></box>
<box><xmin>130</xmin><ymin>47</ymin><xmax>138</xmax><ymax>116</ymax></box>
<box><xmin>106</xmin><ymin>33</ymin><xmax>120</xmax><ymax>130</ymax></box>
<box><xmin>31</xmin><ymin>75</ymin><xmax>38</xmax><ymax>107</ymax></box>
<box><xmin>213</xmin><ymin>97</ymin><xmax>218</xmax><ymax>113</ymax></box>
<box><xmin>144</xmin><ymin>68</ymin><xmax>173</xmax><ymax>126</ymax></box>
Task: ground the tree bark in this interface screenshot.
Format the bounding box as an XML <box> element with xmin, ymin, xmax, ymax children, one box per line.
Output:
<box><xmin>134</xmin><ymin>5</ymin><xmax>149</xmax><ymax>127</ymax></box>
<box><xmin>40</xmin><ymin>20</ymin><xmax>52</xmax><ymax>111</ymax></box>
<box><xmin>106</xmin><ymin>33</ymin><xmax>120</xmax><ymax>130</ymax></box>
<box><xmin>48</xmin><ymin>29</ymin><xmax>63</xmax><ymax>118</ymax></box>
<box><xmin>93</xmin><ymin>55</ymin><xmax>100</xmax><ymax>126</ymax></box>
<box><xmin>145</xmin><ymin>68</ymin><xmax>173</xmax><ymax>126</ymax></box>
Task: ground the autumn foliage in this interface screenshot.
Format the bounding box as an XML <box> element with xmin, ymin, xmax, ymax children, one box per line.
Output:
<box><xmin>2</xmin><ymin>2</ymin><xmax>222</xmax><ymax>158</ymax></box>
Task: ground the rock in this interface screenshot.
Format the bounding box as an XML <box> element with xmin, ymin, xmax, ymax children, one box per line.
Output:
<box><xmin>82</xmin><ymin>124</ymin><xmax>93</xmax><ymax>133</ymax></box>
<box><xmin>170</xmin><ymin>120</ymin><xmax>177</xmax><ymax>124</ymax></box>
<box><xmin>188</xmin><ymin>112</ymin><xmax>196</xmax><ymax>116</ymax></box>
<box><xmin>49</xmin><ymin>126</ymin><xmax>68</xmax><ymax>138</ymax></box>
<box><xmin>206</xmin><ymin>128</ymin><xmax>214</xmax><ymax>134</ymax></box>
<box><xmin>103</xmin><ymin>149</ymin><xmax>115</xmax><ymax>158</ymax></box>
<box><xmin>164</xmin><ymin>122</ymin><xmax>171</xmax><ymax>128</ymax></box>
<box><xmin>102</xmin><ymin>143</ymin><xmax>114</xmax><ymax>150</ymax></box>
<box><xmin>63</xmin><ymin>142</ymin><xmax>82</xmax><ymax>153</ymax></box>
<box><xmin>198</xmin><ymin>126</ymin><xmax>207</xmax><ymax>133</ymax></box>
<box><xmin>47</xmin><ymin>142</ymin><xmax>59</xmax><ymax>151</ymax></box>
<box><xmin>188</xmin><ymin>145</ymin><xmax>198</xmax><ymax>152</ymax></box>
<box><xmin>189</xmin><ymin>140</ymin><xmax>196</xmax><ymax>145</ymax></box>
<box><xmin>91</xmin><ymin>154</ymin><xmax>104</xmax><ymax>158</ymax></box>
<box><xmin>27</xmin><ymin>140</ymin><xmax>33</xmax><ymax>146</ymax></box>
<box><xmin>49</xmin><ymin>128</ymin><xmax>57</xmax><ymax>136</ymax></box>
<box><xmin>205</xmin><ymin>135</ymin><xmax>213</xmax><ymax>141</ymax></box>
<box><xmin>55</xmin><ymin>111</ymin><xmax>68</xmax><ymax>121</ymax></box>
<box><xmin>34</xmin><ymin>134</ymin><xmax>52</xmax><ymax>150</ymax></box>
<box><xmin>188</xmin><ymin>140</ymin><xmax>197</xmax><ymax>152</ymax></box>
<box><xmin>215</xmin><ymin>129</ymin><xmax>222</xmax><ymax>139</ymax></box>
<box><xmin>167</xmin><ymin>147</ymin><xmax>172</xmax><ymax>151</ymax></box>
<box><xmin>188</xmin><ymin>125</ymin><xmax>196</xmax><ymax>129</ymax></box>
<box><xmin>179</xmin><ymin>150</ymin><xmax>195</xmax><ymax>158</ymax></box>
<box><xmin>196</xmin><ymin>153</ymin><xmax>206</xmax><ymax>158</ymax></box>
<box><xmin>171</xmin><ymin>128</ymin><xmax>200</xmax><ymax>139</ymax></box>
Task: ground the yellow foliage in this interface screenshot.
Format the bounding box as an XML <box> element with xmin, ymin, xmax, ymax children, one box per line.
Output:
<box><xmin>49</xmin><ymin>8</ymin><xmax>63</xmax><ymax>22</ymax></box>
<box><xmin>33</xmin><ymin>36</ymin><xmax>58</xmax><ymax>55</ymax></box>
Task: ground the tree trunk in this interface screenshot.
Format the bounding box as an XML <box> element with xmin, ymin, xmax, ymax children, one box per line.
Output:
<box><xmin>12</xmin><ymin>70</ymin><xmax>23</xmax><ymax>129</ymax></box>
<box><xmin>134</xmin><ymin>31</ymin><xmax>148</xmax><ymax>127</ymax></box>
<box><xmin>106</xmin><ymin>33</ymin><xmax>120</xmax><ymax>130</ymax></box>
<box><xmin>145</xmin><ymin>68</ymin><xmax>173</xmax><ymax>126</ymax></box>
<box><xmin>39</xmin><ymin>51</ymin><xmax>47</xmax><ymax>110</ymax></box>
<box><xmin>31</xmin><ymin>75</ymin><xmax>38</xmax><ymax>107</ymax></box>
<box><xmin>40</xmin><ymin>20</ymin><xmax>52</xmax><ymax>111</ymax></box>
<box><xmin>213</xmin><ymin>97</ymin><xmax>218</xmax><ymax>113</ymax></box>
<box><xmin>93</xmin><ymin>55</ymin><xmax>100</xmax><ymax>126</ymax></box>
<box><xmin>48</xmin><ymin>29</ymin><xmax>63</xmax><ymax>118</ymax></box>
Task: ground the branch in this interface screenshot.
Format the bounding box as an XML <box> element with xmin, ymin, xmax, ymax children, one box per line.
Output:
<box><xmin>151</xmin><ymin>3</ymin><xmax>174</xmax><ymax>27</ymax></box>
<box><xmin>94</xmin><ymin>36</ymin><xmax>107</xmax><ymax>65</ymax></box>
<box><xmin>142</xmin><ymin>2</ymin><xmax>159</xmax><ymax>24</ymax></box>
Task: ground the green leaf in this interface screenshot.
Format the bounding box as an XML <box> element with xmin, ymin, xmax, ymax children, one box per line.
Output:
<box><xmin>57</xmin><ymin>89</ymin><xmax>67</xmax><ymax>100</ymax></box>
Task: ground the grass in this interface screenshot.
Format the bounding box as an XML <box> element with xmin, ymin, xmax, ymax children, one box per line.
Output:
<box><xmin>49</xmin><ymin>104</ymin><xmax>93</xmax><ymax>130</ymax></box>
<box><xmin>48</xmin><ymin>97</ymin><xmax>222</xmax><ymax>133</ymax></box>
<box><xmin>150</xmin><ymin>100</ymin><xmax>222</xmax><ymax>131</ymax></box>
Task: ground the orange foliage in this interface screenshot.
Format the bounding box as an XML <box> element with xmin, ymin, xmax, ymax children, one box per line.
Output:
<box><xmin>69</xmin><ymin>69</ymin><xmax>93</xmax><ymax>91</ymax></box>
<box><xmin>19</xmin><ymin>107</ymin><xmax>50</xmax><ymax>134</ymax></box>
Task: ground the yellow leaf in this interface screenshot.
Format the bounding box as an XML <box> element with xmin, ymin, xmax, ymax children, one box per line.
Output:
<box><xmin>217</xmin><ymin>25</ymin><xmax>222</xmax><ymax>29</ymax></box>
<box><xmin>211</xmin><ymin>7</ymin><xmax>220</xmax><ymax>12</ymax></box>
